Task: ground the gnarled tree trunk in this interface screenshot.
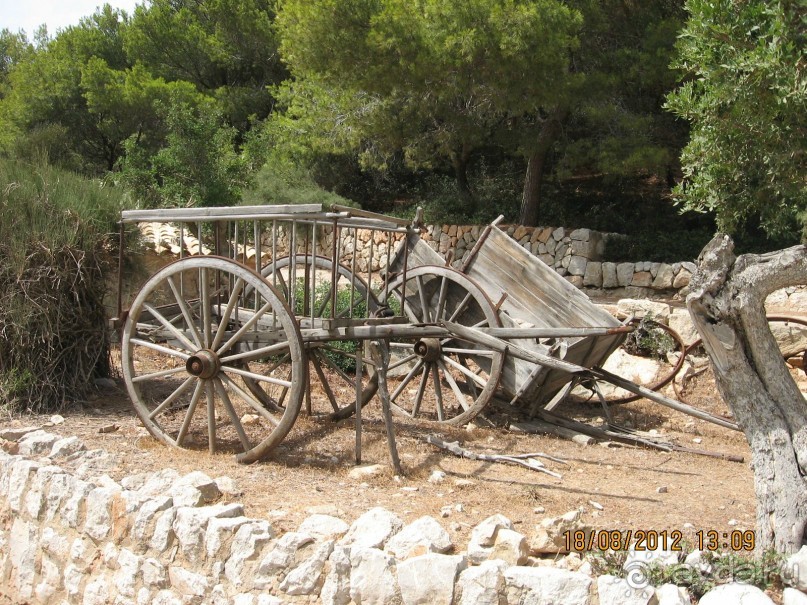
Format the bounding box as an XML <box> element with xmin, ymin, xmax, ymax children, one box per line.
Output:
<box><xmin>687</xmin><ymin>234</ymin><xmax>807</xmax><ymax>553</ymax></box>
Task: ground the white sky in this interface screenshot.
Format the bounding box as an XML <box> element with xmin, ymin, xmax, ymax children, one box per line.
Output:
<box><xmin>1</xmin><ymin>0</ymin><xmax>141</xmax><ymax>39</ymax></box>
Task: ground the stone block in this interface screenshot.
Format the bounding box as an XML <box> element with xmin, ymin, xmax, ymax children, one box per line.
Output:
<box><xmin>297</xmin><ymin>514</ymin><xmax>349</xmax><ymax>540</ymax></box>
<box><xmin>339</xmin><ymin>506</ymin><xmax>403</xmax><ymax>550</ymax></box>
<box><xmin>616</xmin><ymin>263</ymin><xmax>635</xmax><ymax>287</ymax></box>
<box><xmin>397</xmin><ymin>553</ymin><xmax>467</xmax><ymax>605</ymax></box>
<box><xmin>505</xmin><ymin>566</ymin><xmax>592</xmax><ymax>605</ymax></box>
<box><xmin>456</xmin><ymin>559</ymin><xmax>507</xmax><ymax>605</ymax></box>
<box><xmin>385</xmin><ymin>515</ymin><xmax>452</xmax><ymax>560</ymax></box>
<box><xmin>172</xmin><ymin>503</ymin><xmax>244</xmax><ymax>563</ymax></box>
<box><xmin>617</xmin><ymin>299</ymin><xmax>671</xmax><ymax>323</ymax></box>
<box><xmin>224</xmin><ymin>520</ymin><xmax>274</xmax><ymax>589</ymax></box>
<box><xmin>168</xmin><ymin>566</ymin><xmax>209</xmax><ymax>597</ymax></box>
<box><xmin>567</xmin><ymin>255</ymin><xmax>587</xmax><ymax>276</ymax></box>
<box><xmin>279</xmin><ymin>539</ymin><xmax>334</xmax><ymax>595</ymax></box>
<box><xmin>16</xmin><ymin>430</ymin><xmax>59</xmax><ymax>456</ymax></box>
<box><xmin>699</xmin><ymin>583</ymin><xmax>774</xmax><ymax>605</ymax></box>
<box><xmin>631</xmin><ymin>271</ymin><xmax>652</xmax><ymax>287</ymax></box>
<box><xmin>652</xmin><ymin>264</ymin><xmax>675</xmax><ymax>289</ymax></box>
<box><xmin>350</xmin><ymin>547</ymin><xmax>400</xmax><ymax>605</ymax></box>
<box><xmin>320</xmin><ymin>544</ymin><xmax>351</xmax><ymax>605</ymax></box>
<box><xmin>583</xmin><ymin>262</ymin><xmax>602</xmax><ymax>288</ymax></box>
<box><xmin>597</xmin><ymin>575</ymin><xmax>655</xmax><ymax>605</ymax></box>
<box><xmin>467</xmin><ymin>514</ymin><xmax>513</xmax><ymax>564</ymax></box>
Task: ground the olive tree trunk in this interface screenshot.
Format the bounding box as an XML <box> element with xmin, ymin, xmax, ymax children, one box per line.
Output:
<box><xmin>687</xmin><ymin>234</ymin><xmax>807</xmax><ymax>553</ymax></box>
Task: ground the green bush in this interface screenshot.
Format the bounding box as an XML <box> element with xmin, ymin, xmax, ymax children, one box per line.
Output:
<box><xmin>0</xmin><ymin>159</ymin><xmax>125</xmax><ymax>412</ymax></box>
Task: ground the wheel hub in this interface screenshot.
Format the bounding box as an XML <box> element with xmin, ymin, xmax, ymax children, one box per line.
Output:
<box><xmin>186</xmin><ymin>349</ymin><xmax>221</xmax><ymax>379</ymax></box>
<box><xmin>414</xmin><ymin>338</ymin><xmax>442</xmax><ymax>362</ymax></box>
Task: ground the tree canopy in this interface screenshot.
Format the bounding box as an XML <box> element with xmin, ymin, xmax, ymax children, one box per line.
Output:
<box><xmin>666</xmin><ymin>0</ymin><xmax>807</xmax><ymax>238</ymax></box>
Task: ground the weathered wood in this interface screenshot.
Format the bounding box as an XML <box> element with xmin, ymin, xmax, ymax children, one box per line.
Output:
<box><xmin>688</xmin><ymin>234</ymin><xmax>807</xmax><ymax>553</ymax></box>
<box><xmin>461</xmin><ymin>226</ymin><xmax>624</xmax><ymax>405</ymax></box>
<box><xmin>424</xmin><ymin>434</ymin><xmax>565</xmax><ymax>478</ymax></box>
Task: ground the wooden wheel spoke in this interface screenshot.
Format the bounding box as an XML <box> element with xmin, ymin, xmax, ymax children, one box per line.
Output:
<box><xmin>274</xmin><ymin>268</ymin><xmax>290</xmax><ymax>301</ymax></box>
<box><xmin>205</xmin><ymin>379</ymin><xmax>216</xmax><ymax>454</ymax></box>
<box><xmin>134</xmin><ymin>366</ymin><xmax>188</xmax><ymax>384</ymax></box>
<box><xmin>442</xmin><ymin>346</ymin><xmax>495</xmax><ymax>356</ymax></box>
<box><xmin>316</xmin><ymin>347</ymin><xmax>359</xmax><ymax>385</ymax></box>
<box><xmin>214</xmin><ymin>378</ymin><xmax>252</xmax><ymax>452</ymax></box>
<box><xmin>167</xmin><ymin>276</ymin><xmax>204</xmax><ymax>349</ymax></box>
<box><xmin>443</xmin><ymin>355</ymin><xmax>487</xmax><ymax>388</ymax></box>
<box><xmin>432</xmin><ymin>363</ymin><xmax>445</xmax><ymax>421</ymax></box>
<box><xmin>458</xmin><ymin>354</ymin><xmax>480</xmax><ymax>398</ymax></box>
<box><xmin>438</xmin><ymin>359</ymin><xmax>470</xmax><ymax>411</ymax></box>
<box><xmin>390</xmin><ymin>358</ymin><xmax>425</xmax><ymax>402</ymax></box>
<box><xmin>416</xmin><ymin>275</ymin><xmax>430</xmax><ymax>322</ymax></box>
<box><xmin>176</xmin><ymin>380</ymin><xmax>205</xmax><ymax>447</ymax></box>
<box><xmin>315</xmin><ymin>281</ymin><xmax>336</xmax><ymax>317</ymax></box>
<box><xmin>219</xmin><ymin>342</ymin><xmax>291</xmax><ymax>364</ymax></box>
<box><xmin>222</xmin><ymin>364</ymin><xmax>293</xmax><ymax>388</ymax></box>
<box><xmin>143</xmin><ymin>303</ymin><xmax>198</xmax><ymax>352</ymax></box>
<box><xmin>148</xmin><ymin>375</ymin><xmax>196</xmax><ymax>419</ymax></box>
<box><xmin>447</xmin><ymin>291</ymin><xmax>473</xmax><ymax>323</ymax></box>
<box><xmin>336</xmin><ymin>295</ymin><xmax>365</xmax><ymax>319</ymax></box>
<box><xmin>130</xmin><ymin>338</ymin><xmax>191</xmax><ymax>361</ymax></box>
<box><xmin>387</xmin><ymin>353</ymin><xmax>418</xmax><ymax>372</ymax></box>
<box><xmin>310</xmin><ymin>352</ymin><xmax>341</xmax><ymax>412</ymax></box>
<box><xmin>211</xmin><ymin>277</ymin><xmax>246</xmax><ymax>351</ymax></box>
<box><xmin>436</xmin><ymin>276</ymin><xmax>449</xmax><ymax>321</ymax></box>
<box><xmin>219</xmin><ymin>374</ymin><xmax>280</xmax><ymax>426</ymax></box>
<box><xmin>201</xmin><ymin>267</ymin><xmax>212</xmax><ymax>347</ymax></box>
<box><xmin>411</xmin><ymin>363</ymin><xmax>430</xmax><ymax>416</ymax></box>
<box><xmin>216</xmin><ymin>301</ymin><xmax>274</xmax><ymax>355</ymax></box>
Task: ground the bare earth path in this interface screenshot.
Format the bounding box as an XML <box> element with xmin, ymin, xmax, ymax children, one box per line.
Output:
<box><xmin>4</xmin><ymin>354</ymin><xmax>757</xmax><ymax>553</ymax></box>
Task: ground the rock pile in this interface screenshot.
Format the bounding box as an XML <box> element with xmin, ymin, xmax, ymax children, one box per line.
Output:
<box><xmin>1</xmin><ymin>428</ymin><xmax>804</xmax><ymax>604</ymax></box>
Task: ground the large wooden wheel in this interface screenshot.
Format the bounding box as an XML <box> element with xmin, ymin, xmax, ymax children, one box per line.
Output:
<box><xmin>380</xmin><ymin>265</ymin><xmax>504</xmax><ymax>425</ymax></box>
<box><xmin>121</xmin><ymin>256</ymin><xmax>306</xmax><ymax>463</ymax></box>
<box><xmin>259</xmin><ymin>254</ymin><xmax>379</xmax><ymax>420</ymax></box>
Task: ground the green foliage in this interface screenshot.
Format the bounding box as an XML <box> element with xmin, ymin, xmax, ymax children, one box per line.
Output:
<box><xmin>276</xmin><ymin>0</ymin><xmax>581</xmax><ymax>206</ymax></box>
<box><xmin>124</xmin><ymin>0</ymin><xmax>286</xmax><ymax>130</ymax></box>
<box><xmin>666</xmin><ymin>0</ymin><xmax>807</xmax><ymax>239</ymax></box>
<box><xmin>0</xmin><ymin>159</ymin><xmax>125</xmax><ymax>412</ymax></box>
<box><xmin>119</xmin><ymin>98</ymin><xmax>250</xmax><ymax>208</ymax></box>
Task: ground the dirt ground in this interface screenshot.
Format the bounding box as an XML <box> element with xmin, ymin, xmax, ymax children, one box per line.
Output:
<box><xmin>5</xmin><ymin>346</ymin><xmax>763</xmax><ymax>555</ymax></box>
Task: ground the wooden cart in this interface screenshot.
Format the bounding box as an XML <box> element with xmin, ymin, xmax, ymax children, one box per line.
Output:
<box><xmin>115</xmin><ymin>204</ymin><xmax>736</xmax><ymax>463</ymax></box>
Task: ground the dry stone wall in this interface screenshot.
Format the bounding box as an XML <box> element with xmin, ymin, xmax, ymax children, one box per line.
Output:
<box><xmin>138</xmin><ymin>222</ymin><xmax>695</xmax><ymax>296</ymax></box>
<box><xmin>2</xmin><ymin>427</ymin><xmax>805</xmax><ymax>604</ymax></box>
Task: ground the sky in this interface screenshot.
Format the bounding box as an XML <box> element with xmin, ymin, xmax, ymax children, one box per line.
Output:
<box><xmin>1</xmin><ymin>0</ymin><xmax>141</xmax><ymax>39</ymax></box>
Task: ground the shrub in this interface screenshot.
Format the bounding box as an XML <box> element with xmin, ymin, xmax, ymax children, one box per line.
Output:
<box><xmin>0</xmin><ymin>159</ymin><xmax>124</xmax><ymax>413</ymax></box>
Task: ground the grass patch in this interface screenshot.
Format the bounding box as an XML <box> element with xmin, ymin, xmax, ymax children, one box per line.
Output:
<box><xmin>0</xmin><ymin>159</ymin><xmax>125</xmax><ymax>413</ymax></box>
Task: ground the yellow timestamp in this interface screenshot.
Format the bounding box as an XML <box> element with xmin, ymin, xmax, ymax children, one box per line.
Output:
<box><xmin>696</xmin><ymin>529</ymin><xmax>756</xmax><ymax>551</ymax></box>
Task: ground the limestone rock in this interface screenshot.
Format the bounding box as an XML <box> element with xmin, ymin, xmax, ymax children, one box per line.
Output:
<box><xmin>84</xmin><ymin>484</ymin><xmax>123</xmax><ymax>542</ymax></box>
<box><xmin>9</xmin><ymin>518</ymin><xmax>38</xmax><ymax>600</ymax></box>
<box><xmin>602</xmin><ymin>262</ymin><xmax>618</xmax><ymax>289</ymax></box>
<box><xmin>784</xmin><ymin>546</ymin><xmax>807</xmax><ymax>591</ymax></box>
<box><xmin>617</xmin><ymin>263</ymin><xmax>635</xmax><ymax>287</ymax></box>
<box><xmin>504</xmin><ymin>566</ymin><xmax>592</xmax><ymax>605</ymax></box>
<box><xmin>50</xmin><ymin>436</ymin><xmax>86</xmax><ymax>458</ymax></box>
<box><xmin>597</xmin><ymin>575</ymin><xmax>655</xmax><ymax>605</ymax></box>
<box><xmin>224</xmin><ymin>520</ymin><xmax>274</xmax><ymax>589</ymax></box>
<box><xmin>256</xmin><ymin>531</ymin><xmax>314</xmax><ymax>582</ymax></box>
<box><xmin>397</xmin><ymin>553</ymin><xmax>467</xmax><ymax>605</ymax></box>
<box><xmin>340</xmin><ymin>506</ymin><xmax>403</xmax><ymax>550</ymax></box>
<box><xmin>320</xmin><ymin>544</ymin><xmax>351</xmax><ymax>605</ymax></box>
<box><xmin>673</xmin><ymin>268</ymin><xmax>692</xmax><ymax>289</ymax></box>
<box><xmin>568</xmin><ymin>255</ymin><xmax>588</xmax><ymax>277</ymax></box>
<box><xmin>624</xmin><ymin>543</ymin><xmax>679</xmax><ymax>570</ymax></box>
<box><xmin>617</xmin><ymin>299</ymin><xmax>672</xmax><ymax>323</ymax></box>
<box><xmin>456</xmin><ymin>559</ymin><xmax>507</xmax><ymax>605</ymax></box>
<box><xmin>297</xmin><ymin>514</ymin><xmax>350</xmax><ymax>541</ymax></box>
<box><xmin>350</xmin><ymin>547</ymin><xmax>400</xmax><ymax>605</ymax></box>
<box><xmin>205</xmin><ymin>516</ymin><xmax>252</xmax><ymax>559</ymax></box>
<box><xmin>699</xmin><ymin>583</ymin><xmax>774</xmax><ymax>605</ymax></box>
<box><xmin>16</xmin><ymin>429</ymin><xmax>59</xmax><ymax>456</ymax></box>
<box><xmin>490</xmin><ymin>528</ymin><xmax>529</xmax><ymax>566</ymax></box>
<box><xmin>172</xmin><ymin>503</ymin><xmax>244</xmax><ymax>563</ymax></box>
<box><xmin>168</xmin><ymin>566</ymin><xmax>209</xmax><ymax>597</ymax></box>
<box><xmin>467</xmin><ymin>514</ymin><xmax>514</xmax><ymax>564</ymax></box>
<box><xmin>0</xmin><ymin>426</ymin><xmax>41</xmax><ymax>441</ymax></box>
<box><xmin>655</xmin><ymin>583</ymin><xmax>691</xmax><ymax>605</ymax></box>
<box><xmin>348</xmin><ymin>463</ymin><xmax>385</xmax><ymax>479</ymax></box>
<box><xmin>171</xmin><ymin>470</ymin><xmax>222</xmax><ymax>505</ymax></box>
<box><xmin>652</xmin><ymin>264</ymin><xmax>675</xmax><ymax>290</ymax></box>
<box><xmin>279</xmin><ymin>539</ymin><xmax>334</xmax><ymax>595</ymax></box>
<box><xmin>529</xmin><ymin>510</ymin><xmax>586</xmax><ymax>555</ymax></box>
<box><xmin>784</xmin><ymin>588</ymin><xmax>807</xmax><ymax>605</ymax></box>
<box><xmin>385</xmin><ymin>515</ymin><xmax>452</xmax><ymax>560</ymax></box>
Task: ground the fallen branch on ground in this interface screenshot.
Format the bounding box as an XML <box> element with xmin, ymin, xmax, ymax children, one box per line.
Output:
<box><xmin>424</xmin><ymin>434</ymin><xmax>567</xmax><ymax>479</ymax></box>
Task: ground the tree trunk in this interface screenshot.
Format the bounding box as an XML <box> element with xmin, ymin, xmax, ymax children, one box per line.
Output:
<box><xmin>452</xmin><ymin>147</ymin><xmax>475</xmax><ymax>211</ymax></box>
<box><xmin>687</xmin><ymin>234</ymin><xmax>807</xmax><ymax>553</ymax></box>
<box><xmin>519</xmin><ymin>107</ymin><xmax>567</xmax><ymax>226</ymax></box>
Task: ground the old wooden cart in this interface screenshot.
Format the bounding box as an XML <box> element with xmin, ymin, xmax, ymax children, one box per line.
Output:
<box><xmin>115</xmin><ymin>204</ymin><xmax>737</xmax><ymax>463</ymax></box>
